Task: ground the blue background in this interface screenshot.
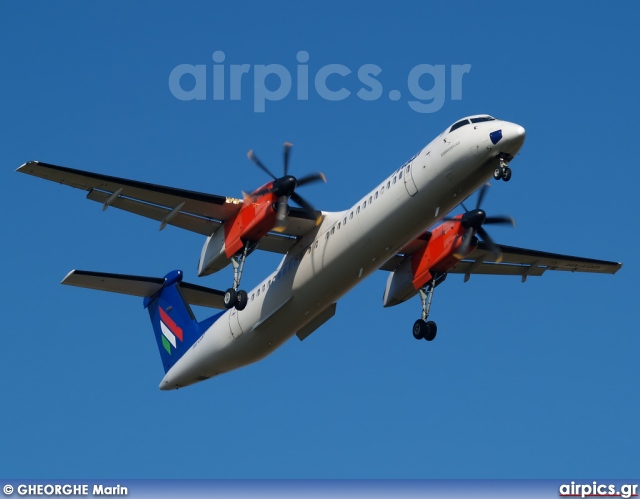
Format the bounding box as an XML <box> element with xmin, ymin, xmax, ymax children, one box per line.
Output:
<box><xmin>2</xmin><ymin>1</ymin><xmax>638</xmax><ymax>478</ymax></box>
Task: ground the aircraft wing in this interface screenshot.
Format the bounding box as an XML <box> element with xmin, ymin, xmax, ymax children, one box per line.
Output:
<box><xmin>17</xmin><ymin>161</ymin><xmax>320</xmax><ymax>246</ymax></box>
<box><xmin>449</xmin><ymin>242</ymin><xmax>622</xmax><ymax>281</ymax></box>
<box><xmin>380</xmin><ymin>241</ymin><xmax>622</xmax><ymax>281</ymax></box>
<box><xmin>62</xmin><ymin>269</ymin><xmax>226</xmax><ymax>309</ymax></box>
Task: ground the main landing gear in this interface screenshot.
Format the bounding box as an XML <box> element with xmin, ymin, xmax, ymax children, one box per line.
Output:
<box><xmin>223</xmin><ymin>241</ymin><xmax>255</xmax><ymax>311</ymax></box>
<box><xmin>493</xmin><ymin>157</ymin><xmax>512</xmax><ymax>182</ymax></box>
<box><xmin>412</xmin><ymin>274</ymin><xmax>442</xmax><ymax>342</ymax></box>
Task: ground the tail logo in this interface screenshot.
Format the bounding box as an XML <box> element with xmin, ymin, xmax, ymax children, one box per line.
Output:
<box><xmin>159</xmin><ymin>307</ymin><xmax>184</xmax><ymax>354</ymax></box>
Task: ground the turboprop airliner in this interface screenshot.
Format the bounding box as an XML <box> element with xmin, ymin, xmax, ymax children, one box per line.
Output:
<box><xmin>17</xmin><ymin>115</ymin><xmax>622</xmax><ymax>390</ymax></box>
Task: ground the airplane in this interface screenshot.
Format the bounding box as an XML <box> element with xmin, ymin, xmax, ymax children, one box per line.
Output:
<box><xmin>17</xmin><ymin>114</ymin><xmax>622</xmax><ymax>390</ymax></box>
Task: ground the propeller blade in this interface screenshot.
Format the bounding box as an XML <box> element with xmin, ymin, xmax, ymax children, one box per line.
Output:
<box><xmin>273</xmin><ymin>195</ymin><xmax>289</xmax><ymax>232</ymax></box>
<box><xmin>283</xmin><ymin>142</ymin><xmax>293</xmax><ymax>176</ymax></box>
<box><xmin>477</xmin><ymin>226</ymin><xmax>503</xmax><ymax>262</ymax></box>
<box><xmin>290</xmin><ymin>192</ymin><xmax>322</xmax><ymax>225</ymax></box>
<box><xmin>475</xmin><ymin>183</ymin><xmax>490</xmax><ymax>210</ymax></box>
<box><xmin>248</xmin><ymin>150</ymin><xmax>278</xmax><ymax>180</ymax></box>
<box><xmin>454</xmin><ymin>226</ymin><xmax>475</xmax><ymax>259</ymax></box>
<box><xmin>484</xmin><ymin>216</ymin><xmax>516</xmax><ymax>227</ymax></box>
<box><xmin>296</xmin><ymin>172</ymin><xmax>326</xmax><ymax>187</ymax></box>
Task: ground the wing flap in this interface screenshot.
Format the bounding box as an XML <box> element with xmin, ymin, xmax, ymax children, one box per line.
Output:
<box><xmin>87</xmin><ymin>189</ymin><xmax>221</xmax><ymax>236</ymax></box>
<box><xmin>61</xmin><ymin>270</ymin><xmax>226</xmax><ymax>309</ymax></box>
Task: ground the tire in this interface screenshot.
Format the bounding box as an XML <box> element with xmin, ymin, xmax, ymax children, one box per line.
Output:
<box><xmin>413</xmin><ymin>319</ymin><xmax>426</xmax><ymax>340</ymax></box>
<box><xmin>493</xmin><ymin>167</ymin><xmax>503</xmax><ymax>180</ymax></box>
<box><xmin>235</xmin><ymin>290</ymin><xmax>248</xmax><ymax>311</ymax></box>
<box><xmin>424</xmin><ymin>321</ymin><xmax>438</xmax><ymax>341</ymax></box>
<box><xmin>224</xmin><ymin>288</ymin><xmax>237</xmax><ymax>309</ymax></box>
<box><xmin>502</xmin><ymin>167</ymin><xmax>512</xmax><ymax>182</ymax></box>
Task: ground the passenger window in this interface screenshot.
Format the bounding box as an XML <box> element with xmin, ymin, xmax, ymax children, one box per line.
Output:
<box><xmin>326</xmin><ymin>232</ymin><xmax>330</xmax><ymax>240</ymax></box>
<box><xmin>350</xmin><ymin>212</ymin><xmax>353</xmax><ymax>219</ymax></box>
<box><xmin>363</xmin><ymin>200</ymin><xmax>367</xmax><ymax>208</ymax></box>
<box><xmin>251</xmin><ymin>293</ymin><xmax>254</xmax><ymax>301</ymax></box>
<box><xmin>357</xmin><ymin>206</ymin><xmax>360</xmax><ymax>214</ymax></box>
<box><xmin>369</xmin><ymin>196</ymin><xmax>372</xmax><ymax>203</ymax></box>
<box><xmin>393</xmin><ymin>177</ymin><xmax>396</xmax><ymax>184</ymax></box>
<box><xmin>387</xmin><ymin>181</ymin><xmax>390</xmax><ymax>189</ymax></box>
<box><xmin>257</xmin><ymin>288</ymin><xmax>260</xmax><ymax>297</ymax></box>
<box><xmin>343</xmin><ymin>217</ymin><xmax>347</xmax><ymax>225</ymax></box>
<box><xmin>331</xmin><ymin>227</ymin><xmax>335</xmax><ymax>234</ymax></box>
<box><xmin>375</xmin><ymin>191</ymin><xmax>378</xmax><ymax>199</ymax></box>
<box><xmin>399</xmin><ymin>171</ymin><xmax>403</xmax><ymax>179</ymax></box>
<box><xmin>338</xmin><ymin>222</ymin><xmax>341</xmax><ymax>229</ymax></box>
<box><xmin>262</xmin><ymin>284</ymin><xmax>265</xmax><ymax>292</ymax></box>
<box><xmin>381</xmin><ymin>186</ymin><xmax>385</xmax><ymax>194</ymax></box>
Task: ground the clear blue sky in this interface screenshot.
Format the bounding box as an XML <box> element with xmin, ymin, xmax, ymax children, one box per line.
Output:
<box><xmin>2</xmin><ymin>1</ymin><xmax>638</xmax><ymax>479</ymax></box>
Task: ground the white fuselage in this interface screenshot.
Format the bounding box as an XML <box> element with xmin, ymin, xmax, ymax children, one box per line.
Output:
<box><xmin>160</xmin><ymin>117</ymin><xmax>526</xmax><ymax>389</ymax></box>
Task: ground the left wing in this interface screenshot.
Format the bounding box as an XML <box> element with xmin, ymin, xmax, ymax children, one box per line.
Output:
<box><xmin>450</xmin><ymin>242</ymin><xmax>622</xmax><ymax>282</ymax></box>
<box><xmin>17</xmin><ymin>161</ymin><xmax>319</xmax><ymax>244</ymax></box>
<box><xmin>381</xmin><ymin>240</ymin><xmax>622</xmax><ymax>281</ymax></box>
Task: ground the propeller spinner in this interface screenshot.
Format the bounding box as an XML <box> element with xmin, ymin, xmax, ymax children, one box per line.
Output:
<box><xmin>247</xmin><ymin>142</ymin><xmax>325</xmax><ymax>231</ymax></box>
<box><xmin>445</xmin><ymin>183</ymin><xmax>515</xmax><ymax>262</ymax></box>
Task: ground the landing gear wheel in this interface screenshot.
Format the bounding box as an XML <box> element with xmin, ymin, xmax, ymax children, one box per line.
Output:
<box><xmin>235</xmin><ymin>290</ymin><xmax>248</xmax><ymax>311</ymax></box>
<box><xmin>493</xmin><ymin>167</ymin><xmax>503</xmax><ymax>180</ymax></box>
<box><xmin>413</xmin><ymin>319</ymin><xmax>427</xmax><ymax>340</ymax></box>
<box><xmin>424</xmin><ymin>321</ymin><xmax>438</xmax><ymax>341</ymax></box>
<box><xmin>224</xmin><ymin>288</ymin><xmax>237</xmax><ymax>309</ymax></box>
<box><xmin>502</xmin><ymin>167</ymin><xmax>512</xmax><ymax>182</ymax></box>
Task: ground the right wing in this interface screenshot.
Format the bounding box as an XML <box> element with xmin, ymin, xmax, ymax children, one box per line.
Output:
<box><xmin>17</xmin><ymin>161</ymin><xmax>320</xmax><ymax>246</ymax></box>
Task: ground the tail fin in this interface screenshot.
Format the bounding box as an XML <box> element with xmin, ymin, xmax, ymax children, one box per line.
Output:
<box><xmin>62</xmin><ymin>269</ymin><xmax>225</xmax><ymax>373</ymax></box>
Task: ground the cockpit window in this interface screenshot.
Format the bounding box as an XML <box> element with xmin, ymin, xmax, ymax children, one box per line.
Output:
<box><xmin>470</xmin><ymin>116</ymin><xmax>495</xmax><ymax>123</ymax></box>
<box><xmin>449</xmin><ymin>119</ymin><xmax>470</xmax><ymax>132</ymax></box>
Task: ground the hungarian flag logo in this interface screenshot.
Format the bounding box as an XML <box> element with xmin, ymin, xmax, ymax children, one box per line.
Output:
<box><xmin>159</xmin><ymin>307</ymin><xmax>183</xmax><ymax>354</ymax></box>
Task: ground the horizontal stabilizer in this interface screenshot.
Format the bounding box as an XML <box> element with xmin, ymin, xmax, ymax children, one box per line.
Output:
<box><xmin>61</xmin><ymin>270</ymin><xmax>226</xmax><ymax>309</ymax></box>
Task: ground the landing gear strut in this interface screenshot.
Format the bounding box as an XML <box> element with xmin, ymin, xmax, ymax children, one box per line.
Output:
<box><xmin>493</xmin><ymin>157</ymin><xmax>512</xmax><ymax>182</ymax></box>
<box><xmin>412</xmin><ymin>275</ymin><xmax>439</xmax><ymax>341</ymax></box>
<box><xmin>224</xmin><ymin>240</ymin><xmax>254</xmax><ymax>311</ymax></box>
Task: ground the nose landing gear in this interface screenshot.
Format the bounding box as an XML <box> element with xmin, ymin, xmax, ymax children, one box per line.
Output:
<box><xmin>493</xmin><ymin>157</ymin><xmax>512</xmax><ymax>182</ymax></box>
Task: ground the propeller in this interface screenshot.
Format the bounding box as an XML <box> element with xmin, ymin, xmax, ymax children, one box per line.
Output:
<box><xmin>444</xmin><ymin>183</ymin><xmax>515</xmax><ymax>262</ymax></box>
<box><xmin>247</xmin><ymin>142</ymin><xmax>326</xmax><ymax>231</ymax></box>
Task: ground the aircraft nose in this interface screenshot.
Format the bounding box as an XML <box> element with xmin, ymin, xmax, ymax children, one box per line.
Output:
<box><xmin>502</xmin><ymin>122</ymin><xmax>526</xmax><ymax>155</ymax></box>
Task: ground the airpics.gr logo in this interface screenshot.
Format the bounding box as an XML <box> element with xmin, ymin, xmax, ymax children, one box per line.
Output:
<box><xmin>159</xmin><ymin>308</ymin><xmax>183</xmax><ymax>354</ymax></box>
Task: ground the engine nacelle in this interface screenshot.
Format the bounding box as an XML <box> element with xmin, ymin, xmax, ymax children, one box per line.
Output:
<box><xmin>197</xmin><ymin>228</ymin><xmax>232</xmax><ymax>277</ymax></box>
<box><xmin>383</xmin><ymin>218</ymin><xmax>472</xmax><ymax>307</ymax></box>
<box><xmin>197</xmin><ymin>191</ymin><xmax>279</xmax><ymax>277</ymax></box>
<box><xmin>383</xmin><ymin>257</ymin><xmax>422</xmax><ymax>307</ymax></box>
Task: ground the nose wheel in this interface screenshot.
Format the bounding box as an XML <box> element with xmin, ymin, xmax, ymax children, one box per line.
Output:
<box><xmin>493</xmin><ymin>158</ymin><xmax>512</xmax><ymax>182</ymax></box>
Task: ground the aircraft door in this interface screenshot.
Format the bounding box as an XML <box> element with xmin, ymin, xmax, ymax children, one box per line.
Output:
<box><xmin>229</xmin><ymin>308</ymin><xmax>244</xmax><ymax>339</ymax></box>
<box><xmin>403</xmin><ymin>161</ymin><xmax>418</xmax><ymax>196</ymax></box>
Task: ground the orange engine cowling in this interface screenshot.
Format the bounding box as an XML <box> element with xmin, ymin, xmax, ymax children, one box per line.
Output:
<box><xmin>383</xmin><ymin>217</ymin><xmax>474</xmax><ymax>307</ymax></box>
<box><xmin>197</xmin><ymin>192</ymin><xmax>278</xmax><ymax>277</ymax></box>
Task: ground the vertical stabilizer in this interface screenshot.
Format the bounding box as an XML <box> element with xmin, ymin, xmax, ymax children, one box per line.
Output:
<box><xmin>144</xmin><ymin>270</ymin><xmax>222</xmax><ymax>373</ymax></box>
